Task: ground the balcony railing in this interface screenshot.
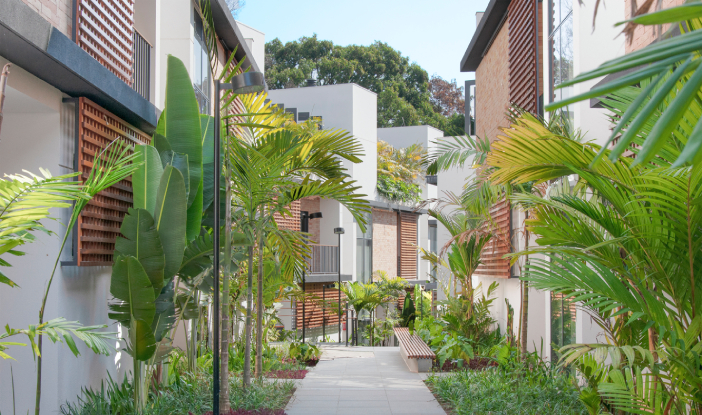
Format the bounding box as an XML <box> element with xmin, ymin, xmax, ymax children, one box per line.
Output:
<box><xmin>426</xmin><ymin>175</ymin><xmax>438</xmax><ymax>185</ymax></box>
<box><xmin>132</xmin><ymin>30</ymin><xmax>151</xmax><ymax>101</ymax></box>
<box><xmin>307</xmin><ymin>244</ymin><xmax>339</xmax><ymax>274</ymax></box>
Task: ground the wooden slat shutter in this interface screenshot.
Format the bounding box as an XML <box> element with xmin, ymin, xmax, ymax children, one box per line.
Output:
<box><xmin>76</xmin><ymin>0</ymin><xmax>135</xmax><ymax>85</ymax></box>
<box><xmin>398</xmin><ymin>212</ymin><xmax>418</xmax><ymax>279</ymax></box>
<box><xmin>273</xmin><ymin>200</ymin><xmax>300</xmax><ymax>231</ymax></box>
<box><xmin>77</xmin><ymin>97</ymin><xmax>150</xmax><ymax>266</ymax></box>
<box><xmin>295</xmin><ymin>282</ymin><xmax>344</xmax><ymax>329</ymax></box>
<box><xmin>474</xmin><ymin>200</ymin><xmax>512</xmax><ymax>279</ymax></box>
<box><xmin>508</xmin><ymin>0</ymin><xmax>542</xmax><ymax>113</ymax></box>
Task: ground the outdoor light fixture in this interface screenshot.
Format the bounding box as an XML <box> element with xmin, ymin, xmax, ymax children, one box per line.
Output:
<box><xmin>334</xmin><ymin>227</ymin><xmax>344</xmax><ymax>343</ymax></box>
<box><xmin>213</xmin><ymin>71</ymin><xmax>264</xmax><ymax>415</ymax></box>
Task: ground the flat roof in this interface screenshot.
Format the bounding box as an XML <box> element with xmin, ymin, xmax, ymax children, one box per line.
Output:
<box><xmin>460</xmin><ymin>0</ymin><xmax>510</xmax><ymax>72</ymax></box>
<box><xmin>211</xmin><ymin>0</ymin><xmax>262</xmax><ymax>73</ymax></box>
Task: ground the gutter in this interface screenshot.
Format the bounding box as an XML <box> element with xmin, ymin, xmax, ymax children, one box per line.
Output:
<box><xmin>210</xmin><ymin>0</ymin><xmax>263</xmax><ymax>73</ymax></box>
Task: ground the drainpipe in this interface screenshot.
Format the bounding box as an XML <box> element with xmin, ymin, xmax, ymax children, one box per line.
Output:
<box><xmin>0</xmin><ymin>64</ymin><xmax>10</xmax><ymax>140</ymax></box>
<box><xmin>534</xmin><ymin>0</ymin><xmax>543</xmax><ymax>116</ymax></box>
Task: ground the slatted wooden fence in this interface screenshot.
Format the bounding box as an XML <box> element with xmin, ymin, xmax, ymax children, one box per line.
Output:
<box><xmin>398</xmin><ymin>212</ymin><xmax>418</xmax><ymax>279</ymax></box>
<box><xmin>474</xmin><ymin>200</ymin><xmax>512</xmax><ymax>279</ymax></box>
<box><xmin>76</xmin><ymin>0</ymin><xmax>134</xmax><ymax>86</ymax></box>
<box><xmin>77</xmin><ymin>97</ymin><xmax>150</xmax><ymax>266</ymax></box>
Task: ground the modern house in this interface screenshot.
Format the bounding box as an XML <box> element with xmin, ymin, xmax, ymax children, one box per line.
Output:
<box><xmin>267</xmin><ymin>85</ymin><xmax>436</xmax><ymax>341</ymax></box>
<box><xmin>0</xmin><ymin>0</ymin><xmax>262</xmax><ymax>411</ymax></box>
<box><xmin>456</xmin><ymin>0</ymin><xmax>631</xmax><ymax>360</ymax></box>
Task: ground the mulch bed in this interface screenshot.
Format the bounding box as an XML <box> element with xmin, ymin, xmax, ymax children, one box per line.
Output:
<box><xmin>433</xmin><ymin>357</ymin><xmax>498</xmax><ymax>372</ymax></box>
<box><xmin>195</xmin><ymin>410</ymin><xmax>287</xmax><ymax>415</ymax></box>
<box><xmin>266</xmin><ymin>369</ymin><xmax>308</xmax><ymax>379</ymax></box>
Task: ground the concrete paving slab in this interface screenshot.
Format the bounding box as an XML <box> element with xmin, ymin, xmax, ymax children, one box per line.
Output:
<box><xmin>284</xmin><ymin>345</ymin><xmax>445</xmax><ymax>415</ymax></box>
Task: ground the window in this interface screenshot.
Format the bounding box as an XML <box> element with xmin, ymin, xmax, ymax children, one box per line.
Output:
<box><xmin>429</xmin><ymin>221</ymin><xmax>437</xmax><ymax>280</ymax></box>
<box><xmin>193</xmin><ymin>11</ymin><xmax>211</xmax><ymax>115</ymax></box>
<box><xmin>551</xmin><ymin>291</ymin><xmax>576</xmax><ymax>362</ymax></box>
<box><xmin>356</xmin><ymin>212</ymin><xmax>372</xmax><ymax>284</ymax></box>
<box><xmin>548</xmin><ymin>0</ymin><xmax>574</xmax><ymax>129</ymax></box>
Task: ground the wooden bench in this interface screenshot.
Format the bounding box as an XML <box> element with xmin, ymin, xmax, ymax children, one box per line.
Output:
<box><xmin>394</xmin><ymin>327</ymin><xmax>435</xmax><ymax>373</ymax></box>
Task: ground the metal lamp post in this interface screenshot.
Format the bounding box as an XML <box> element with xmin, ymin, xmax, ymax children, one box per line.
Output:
<box><xmin>333</xmin><ymin>227</ymin><xmax>345</xmax><ymax>343</ymax></box>
<box><xmin>213</xmin><ymin>71</ymin><xmax>264</xmax><ymax>415</ymax></box>
<box><xmin>300</xmin><ymin>211</ymin><xmax>322</xmax><ymax>344</ymax></box>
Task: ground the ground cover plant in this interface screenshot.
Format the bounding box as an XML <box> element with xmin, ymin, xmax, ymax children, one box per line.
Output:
<box><xmin>59</xmin><ymin>372</ymin><xmax>295</xmax><ymax>415</ymax></box>
<box><xmin>427</xmin><ymin>361</ymin><xmax>586</xmax><ymax>415</ymax></box>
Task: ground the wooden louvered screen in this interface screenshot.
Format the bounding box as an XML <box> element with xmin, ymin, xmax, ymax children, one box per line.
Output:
<box><xmin>508</xmin><ymin>0</ymin><xmax>543</xmax><ymax>113</ymax></box>
<box><xmin>295</xmin><ymin>282</ymin><xmax>344</xmax><ymax>329</ymax></box>
<box><xmin>474</xmin><ymin>200</ymin><xmax>512</xmax><ymax>279</ymax></box>
<box><xmin>398</xmin><ymin>212</ymin><xmax>418</xmax><ymax>279</ymax></box>
<box><xmin>77</xmin><ymin>97</ymin><xmax>150</xmax><ymax>266</ymax></box>
<box><xmin>76</xmin><ymin>0</ymin><xmax>134</xmax><ymax>86</ymax></box>
<box><xmin>273</xmin><ymin>200</ymin><xmax>301</xmax><ymax>231</ymax></box>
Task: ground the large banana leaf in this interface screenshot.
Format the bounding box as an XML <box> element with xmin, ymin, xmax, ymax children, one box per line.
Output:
<box><xmin>154</xmin><ymin>166</ymin><xmax>187</xmax><ymax>282</ymax></box>
<box><xmin>130</xmin><ymin>318</ymin><xmax>157</xmax><ymax>361</ymax></box>
<box><xmin>164</xmin><ymin>55</ymin><xmax>202</xmax><ymax>208</ymax></box>
<box><xmin>186</xmin><ymin>181</ymin><xmax>204</xmax><ymax>242</ymax></box>
<box><xmin>178</xmin><ymin>232</ymin><xmax>213</xmax><ymax>281</ymax></box>
<box><xmin>200</xmin><ymin>114</ymin><xmax>217</xmax><ymax>212</ymax></box>
<box><xmin>114</xmin><ymin>208</ymin><xmax>165</xmax><ymax>298</ymax></box>
<box><xmin>108</xmin><ymin>256</ymin><xmax>156</xmax><ymax>326</ymax></box>
<box><xmin>151</xmin><ymin>284</ymin><xmax>176</xmax><ymax>342</ymax></box>
<box><xmin>132</xmin><ymin>145</ymin><xmax>163</xmax><ymax>215</ymax></box>
<box><xmin>160</xmin><ymin>150</ymin><xmax>190</xmax><ymax>201</ymax></box>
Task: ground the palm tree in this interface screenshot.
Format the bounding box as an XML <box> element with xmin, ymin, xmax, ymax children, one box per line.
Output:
<box><xmin>484</xmin><ymin>110</ymin><xmax>702</xmax><ymax>413</ymax></box>
<box><xmin>227</xmin><ymin>92</ymin><xmax>370</xmax><ymax>385</ymax></box>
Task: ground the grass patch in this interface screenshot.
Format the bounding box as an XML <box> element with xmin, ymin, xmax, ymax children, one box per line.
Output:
<box><xmin>426</xmin><ymin>367</ymin><xmax>586</xmax><ymax>415</ymax></box>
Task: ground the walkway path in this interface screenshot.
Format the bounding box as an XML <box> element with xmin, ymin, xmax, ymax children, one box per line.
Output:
<box><xmin>285</xmin><ymin>345</ymin><xmax>446</xmax><ymax>415</ymax></box>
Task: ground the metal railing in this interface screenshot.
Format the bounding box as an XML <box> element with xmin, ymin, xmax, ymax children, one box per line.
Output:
<box><xmin>307</xmin><ymin>244</ymin><xmax>339</xmax><ymax>274</ymax></box>
<box><xmin>132</xmin><ymin>30</ymin><xmax>151</xmax><ymax>101</ymax></box>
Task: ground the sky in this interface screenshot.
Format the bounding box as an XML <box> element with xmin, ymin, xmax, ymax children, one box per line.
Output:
<box><xmin>236</xmin><ymin>0</ymin><xmax>490</xmax><ymax>86</ymax></box>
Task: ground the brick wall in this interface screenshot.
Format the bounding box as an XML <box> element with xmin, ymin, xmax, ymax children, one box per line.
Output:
<box><xmin>372</xmin><ymin>208</ymin><xmax>397</xmax><ymax>278</ymax></box>
<box><xmin>625</xmin><ymin>0</ymin><xmax>685</xmax><ymax>53</ymax></box>
<box><xmin>300</xmin><ymin>197</ymin><xmax>321</xmax><ymax>243</ymax></box>
<box><xmin>476</xmin><ymin>20</ymin><xmax>510</xmax><ymax>142</ymax></box>
<box><xmin>21</xmin><ymin>0</ymin><xmax>73</xmax><ymax>37</ymax></box>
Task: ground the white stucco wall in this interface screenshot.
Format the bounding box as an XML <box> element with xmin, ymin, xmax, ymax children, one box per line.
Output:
<box><xmin>235</xmin><ymin>21</ymin><xmax>265</xmax><ymax>74</ymax></box>
<box><xmin>267</xmin><ymin>84</ymin><xmax>378</xmax><ymax>199</ymax></box>
<box><xmin>157</xmin><ymin>0</ymin><xmax>192</xmax><ymax>109</ymax></box>
<box><xmin>0</xmin><ymin>65</ymin><xmax>129</xmax><ymax>414</ymax></box>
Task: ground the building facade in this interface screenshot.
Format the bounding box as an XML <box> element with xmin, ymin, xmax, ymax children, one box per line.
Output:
<box><xmin>0</xmin><ymin>0</ymin><xmax>261</xmax><ymax>412</ymax></box>
<box><xmin>457</xmin><ymin>0</ymin><xmax>635</xmax><ymax>360</ymax></box>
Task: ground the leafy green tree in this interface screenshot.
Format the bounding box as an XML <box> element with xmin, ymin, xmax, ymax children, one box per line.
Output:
<box><xmin>265</xmin><ymin>35</ymin><xmax>465</xmax><ymax>135</ymax></box>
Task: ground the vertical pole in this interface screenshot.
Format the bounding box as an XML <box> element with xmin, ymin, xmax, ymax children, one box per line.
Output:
<box><xmin>345</xmin><ymin>301</ymin><xmax>349</xmax><ymax>347</ymax></box>
<box><xmin>213</xmin><ymin>80</ymin><xmax>221</xmax><ymax>415</ymax></box>
<box><xmin>338</xmin><ymin>233</ymin><xmax>341</xmax><ymax>343</ymax></box>
<box><xmin>322</xmin><ymin>285</ymin><xmax>326</xmax><ymax>341</ymax></box>
<box><xmin>302</xmin><ymin>270</ymin><xmax>306</xmax><ymax>343</ymax></box>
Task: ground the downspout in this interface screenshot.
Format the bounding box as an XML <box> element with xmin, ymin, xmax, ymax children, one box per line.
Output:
<box><xmin>0</xmin><ymin>64</ymin><xmax>10</xmax><ymax>140</ymax></box>
<box><xmin>535</xmin><ymin>0</ymin><xmax>541</xmax><ymax>116</ymax></box>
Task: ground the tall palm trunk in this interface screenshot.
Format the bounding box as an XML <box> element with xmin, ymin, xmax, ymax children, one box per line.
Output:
<box><xmin>220</xmin><ymin>169</ymin><xmax>233</xmax><ymax>411</ymax></box>
<box><xmin>243</xmin><ymin>244</ymin><xmax>254</xmax><ymax>387</ymax></box>
<box><xmin>520</xmin><ymin>216</ymin><xmax>529</xmax><ymax>355</ymax></box>
<box><xmin>255</xmin><ymin>227</ymin><xmax>264</xmax><ymax>378</ymax></box>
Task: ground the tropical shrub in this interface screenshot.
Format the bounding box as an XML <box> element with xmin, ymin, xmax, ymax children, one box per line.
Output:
<box><xmin>376</xmin><ymin>140</ymin><xmax>425</xmax><ymax>203</ymax></box>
